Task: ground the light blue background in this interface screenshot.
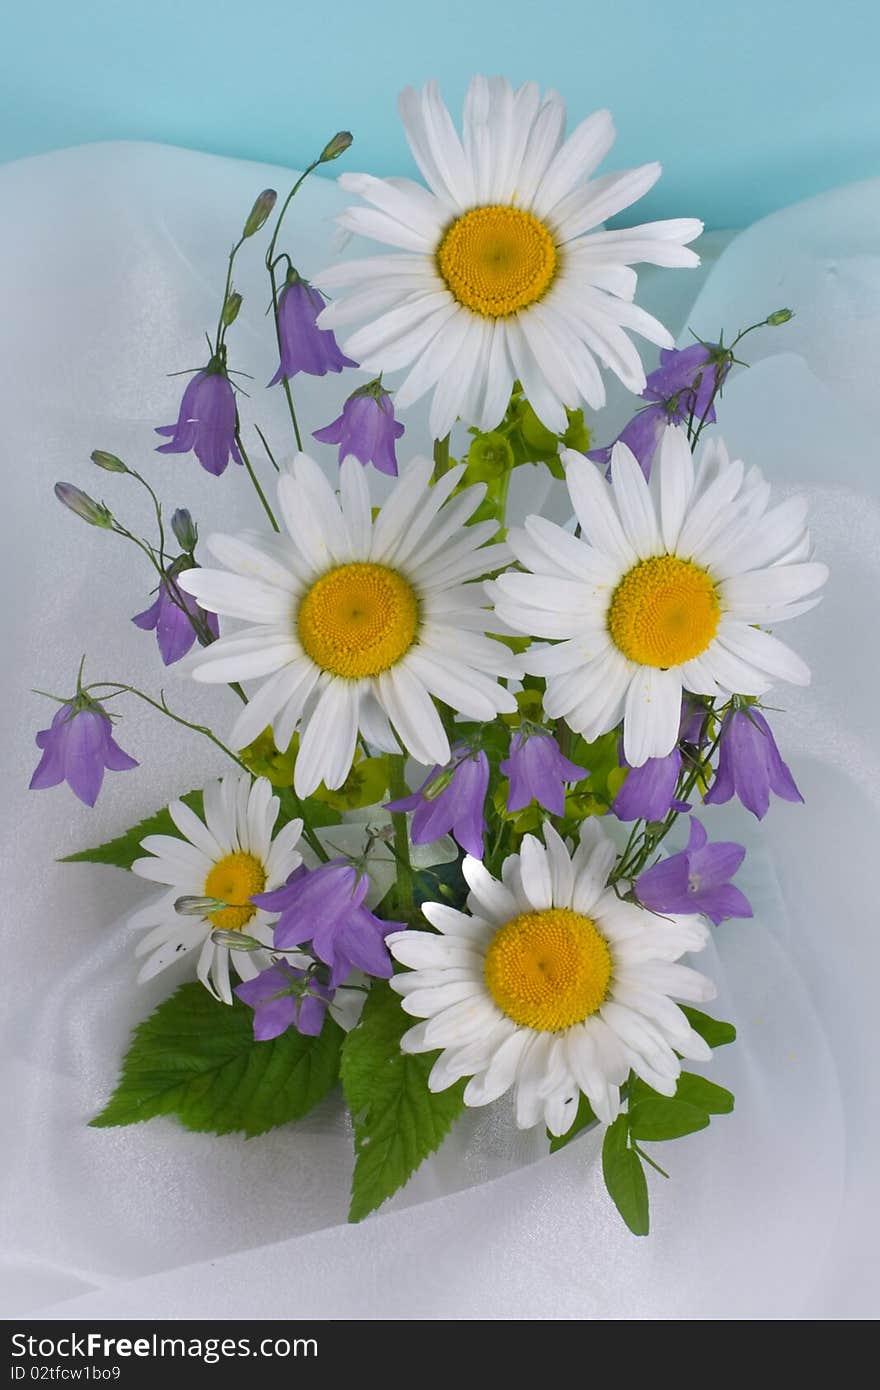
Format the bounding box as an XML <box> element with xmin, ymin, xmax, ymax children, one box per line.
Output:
<box><xmin>2</xmin><ymin>0</ymin><xmax>878</xmax><ymax>228</ymax></box>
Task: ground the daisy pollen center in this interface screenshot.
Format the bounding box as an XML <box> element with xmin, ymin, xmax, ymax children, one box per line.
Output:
<box><xmin>484</xmin><ymin>907</ymin><xmax>612</xmax><ymax>1032</ymax></box>
<box><xmin>437</xmin><ymin>205</ymin><xmax>557</xmax><ymax>317</ymax></box>
<box><xmin>204</xmin><ymin>852</ymin><xmax>266</xmax><ymax>932</ymax></box>
<box><xmin>297</xmin><ymin>562</ymin><xmax>419</xmax><ymax>679</ymax></box>
<box><xmin>608</xmin><ymin>554</ymin><xmax>720</xmax><ymax>668</ymax></box>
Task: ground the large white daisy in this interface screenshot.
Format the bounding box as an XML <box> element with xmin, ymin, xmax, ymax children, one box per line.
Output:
<box><xmin>387</xmin><ymin>820</ymin><xmax>716</xmax><ymax>1133</ymax></box>
<box><xmin>312</xmin><ymin>75</ymin><xmax>703</xmax><ymax>439</ymax></box>
<box><xmin>491</xmin><ymin>426</ymin><xmax>829</xmax><ymax>766</ymax></box>
<box><xmin>179</xmin><ymin>453</ymin><xmax>518</xmax><ymax>797</ymax></box>
<box><xmin>130</xmin><ymin>771</ymin><xmax>303</xmax><ymax>1003</ymax></box>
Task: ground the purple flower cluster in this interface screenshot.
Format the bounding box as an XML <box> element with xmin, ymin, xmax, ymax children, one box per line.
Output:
<box><xmin>270</xmin><ymin>279</ymin><xmax>356</xmax><ymax>384</ymax></box>
<box><xmin>132</xmin><ymin>568</ymin><xmax>219</xmax><ymax>666</ymax></box>
<box><xmin>589</xmin><ymin>343</ymin><xmax>731</xmax><ymax>478</ymax></box>
<box><xmin>235</xmin><ymin>963</ymin><xmax>332</xmax><ymax>1040</ymax></box>
<box><xmin>705</xmin><ymin>708</ymin><xmax>802</xmax><ymax>820</ymax></box>
<box><xmin>501</xmin><ymin>731</ymin><xmax>586</xmax><ymax>816</ymax></box>
<box><xmin>30</xmin><ymin>701</ymin><xmax>138</xmax><ymax>807</ymax></box>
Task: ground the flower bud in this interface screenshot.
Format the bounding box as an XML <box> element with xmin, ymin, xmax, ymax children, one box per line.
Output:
<box><xmin>171</xmin><ymin>507</ymin><xmax>198</xmax><ymax>552</ymax></box>
<box><xmin>174</xmin><ymin>895</ymin><xmax>226</xmax><ymax>916</ymax></box>
<box><xmin>766</xmin><ymin>308</ymin><xmax>794</xmax><ymax>326</ymax></box>
<box><xmin>222</xmin><ymin>291</ymin><xmax>242</xmax><ymax>327</ymax></box>
<box><xmin>319</xmin><ymin>131</ymin><xmax>353</xmax><ymax>163</ymax></box>
<box><xmin>210</xmin><ymin>929</ymin><xmax>265</xmax><ymax>951</ymax></box>
<box><xmin>54</xmin><ymin>482</ymin><xmax>113</xmax><ymax>528</ymax></box>
<box><xmin>90</xmin><ymin>449</ymin><xmax>128</xmax><ymax>474</ymax></box>
<box><xmin>242</xmin><ymin>188</ymin><xmax>277</xmax><ymax>239</ymax></box>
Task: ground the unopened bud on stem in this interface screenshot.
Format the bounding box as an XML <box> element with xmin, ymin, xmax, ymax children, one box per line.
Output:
<box><xmin>766</xmin><ymin>308</ymin><xmax>794</xmax><ymax>326</ymax></box>
<box><xmin>54</xmin><ymin>482</ymin><xmax>113</xmax><ymax>528</ymax></box>
<box><xmin>210</xmin><ymin>929</ymin><xmax>265</xmax><ymax>951</ymax></box>
<box><xmin>171</xmin><ymin>508</ymin><xmax>198</xmax><ymax>552</ymax></box>
<box><xmin>222</xmin><ymin>291</ymin><xmax>243</xmax><ymax>326</ymax></box>
<box><xmin>242</xmin><ymin>189</ymin><xmax>277</xmax><ymax>239</ymax></box>
<box><xmin>319</xmin><ymin>130</ymin><xmax>353</xmax><ymax>163</ymax></box>
<box><xmin>90</xmin><ymin>450</ymin><xmax>128</xmax><ymax>474</ymax></box>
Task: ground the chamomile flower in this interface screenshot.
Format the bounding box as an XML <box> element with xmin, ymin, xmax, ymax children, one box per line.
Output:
<box><xmin>130</xmin><ymin>771</ymin><xmax>303</xmax><ymax>1003</ymax></box>
<box><xmin>313</xmin><ymin>76</ymin><xmax>703</xmax><ymax>438</ymax></box>
<box><xmin>387</xmin><ymin>821</ymin><xmax>716</xmax><ymax>1133</ymax></box>
<box><xmin>491</xmin><ymin>427</ymin><xmax>828</xmax><ymax>766</ymax></box>
<box><xmin>179</xmin><ymin>454</ymin><xmax>517</xmax><ymax>797</ymax></box>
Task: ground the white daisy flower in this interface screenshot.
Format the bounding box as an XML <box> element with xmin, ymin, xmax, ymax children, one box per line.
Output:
<box><xmin>387</xmin><ymin>820</ymin><xmax>716</xmax><ymax>1133</ymax></box>
<box><xmin>491</xmin><ymin>426</ymin><xmax>829</xmax><ymax>766</ymax></box>
<box><xmin>179</xmin><ymin>453</ymin><xmax>518</xmax><ymax>797</ymax></box>
<box><xmin>312</xmin><ymin>75</ymin><xmax>703</xmax><ymax>438</ymax></box>
<box><xmin>130</xmin><ymin>771</ymin><xmax>303</xmax><ymax>1003</ymax></box>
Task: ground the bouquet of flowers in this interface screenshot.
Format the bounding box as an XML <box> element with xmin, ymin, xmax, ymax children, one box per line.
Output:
<box><xmin>33</xmin><ymin>76</ymin><xmax>827</xmax><ymax>1235</ymax></box>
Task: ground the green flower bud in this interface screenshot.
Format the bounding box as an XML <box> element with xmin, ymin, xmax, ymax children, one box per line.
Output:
<box><xmin>319</xmin><ymin>131</ymin><xmax>353</xmax><ymax>163</ymax></box>
<box><xmin>54</xmin><ymin>482</ymin><xmax>113</xmax><ymax>528</ymax></box>
<box><xmin>171</xmin><ymin>507</ymin><xmax>198</xmax><ymax>552</ymax></box>
<box><xmin>210</xmin><ymin>929</ymin><xmax>265</xmax><ymax>951</ymax></box>
<box><xmin>90</xmin><ymin>450</ymin><xmax>128</xmax><ymax>474</ymax></box>
<box><xmin>222</xmin><ymin>291</ymin><xmax>243</xmax><ymax>327</ymax></box>
<box><xmin>242</xmin><ymin>188</ymin><xmax>277</xmax><ymax>239</ymax></box>
<box><xmin>766</xmin><ymin>308</ymin><xmax>794</xmax><ymax>326</ymax></box>
<box><xmin>465</xmin><ymin>430</ymin><xmax>515</xmax><ymax>482</ymax></box>
<box><xmin>175</xmin><ymin>895</ymin><xmax>226</xmax><ymax>916</ymax></box>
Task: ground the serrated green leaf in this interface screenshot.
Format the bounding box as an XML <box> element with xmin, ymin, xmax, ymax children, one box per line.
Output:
<box><xmin>341</xmin><ymin>982</ymin><xmax>465</xmax><ymax>1222</ymax></box>
<box><xmin>602</xmin><ymin>1115</ymin><xmax>649</xmax><ymax>1236</ymax></box>
<box><xmin>61</xmin><ymin>790</ymin><xmax>204</xmax><ymax>869</ymax></box>
<box><xmin>548</xmin><ymin>1092</ymin><xmax>597</xmax><ymax>1153</ymax></box>
<box><xmin>681</xmin><ymin>1005</ymin><xmax>737</xmax><ymax>1048</ymax></box>
<box><xmin>92</xmin><ymin>982</ymin><xmax>342</xmax><ymax>1136</ymax></box>
<box><xmin>674</xmin><ymin>1071</ymin><xmax>734</xmax><ymax>1115</ymax></box>
<box><xmin>627</xmin><ymin>1097</ymin><xmax>710</xmax><ymax>1141</ymax></box>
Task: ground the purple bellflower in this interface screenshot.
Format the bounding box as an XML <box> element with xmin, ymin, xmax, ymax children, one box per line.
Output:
<box><xmin>635</xmin><ymin>817</ymin><xmax>752</xmax><ymax>926</ymax></box>
<box><xmin>269</xmin><ymin>276</ymin><xmax>356</xmax><ymax>384</ymax></box>
<box><xmin>30</xmin><ymin>698</ymin><xmax>138</xmax><ymax>807</ymax></box>
<box><xmin>132</xmin><ymin>563</ymin><xmax>219</xmax><ymax>666</ymax></box>
<box><xmin>313</xmin><ymin>381</ymin><xmax>404</xmax><ymax>476</ymax></box>
<box><xmin>235</xmin><ymin>962</ymin><xmax>333</xmax><ymax>1040</ymax></box>
<box><xmin>255</xmin><ymin>861</ymin><xmax>401</xmax><ymax>986</ymax></box>
<box><xmin>704</xmin><ymin>707</ymin><xmax>803</xmax><ymax>820</ymax></box>
<box><xmin>613</xmin><ymin>700</ymin><xmax>707</xmax><ymax>822</ymax></box>
<box><xmin>386</xmin><ymin>746</ymin><xmax>489</xmax><ymax>858</ymax></box>
<box><xmin>500</xmin><ymin>731</ymin><xmax>586</xmax><ymax>817</ymax></box>
<box><xmin>589</xmin><ymin>343</ymin><xmax>732</xmax><ymax>478</ymax></box>
<box><xmin>156</xmin><ymin>361</ymin><xmax>242</xmax><ymax>477</ymax></box>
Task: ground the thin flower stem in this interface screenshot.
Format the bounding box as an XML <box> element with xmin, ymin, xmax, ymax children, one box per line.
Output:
<box><xmin>215</xmin><ymin>234</ymin><xmax>246</xmax><ymax>354</ymax></box>
<box><xmin>254</xmin><ymin>423</ymin><xmax>281</xmax><ymax>473</ymax></box>
<box><xmin>235</xmin><ymin>427</ymin><xmax>280</xmax><ymax>531</ymax></box>
<box><xmin>630</xmin><ymin>1141</ymin><xmax>669</xmax><ymax>1179</ymax></box>
<box><xmin>264</xmin><ymin>158</ymin><xmax>322</xmax><ymax>453</ymax></box>
<box><xmin>89</xmin><ymin>683</ymin><xmax>250</xmax><ymax>772</ymax></box>
<box><xmin>389</xmin><ymin>752</ymin><xmax>415</xmax><ymax>919</ymax></box>
<box><xmin>277</xmin><ymin>787</ymin><xmax>330</xmax><ymax>864</ymax></box>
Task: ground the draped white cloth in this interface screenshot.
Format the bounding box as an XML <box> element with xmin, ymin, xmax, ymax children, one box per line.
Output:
<box><xmin>1</xmin><ymin>143</ymin><xmax>877</xmax><ymax>1319</ymax></box>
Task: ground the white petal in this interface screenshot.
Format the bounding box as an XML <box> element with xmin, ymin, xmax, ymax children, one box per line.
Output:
<box><xmin>622</xmin><ymin>666</ymin><xmax>682</xmax><ymax>766</ymax></box>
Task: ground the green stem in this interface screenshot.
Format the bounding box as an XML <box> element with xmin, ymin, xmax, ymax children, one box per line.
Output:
<box><xmin>432</xmin><ymin>434</ymin><xmax>451</xmax><ymax>479</ymax></box>
<box><xmin>254</xmin><ymin>423</ymin><xmax>281</xmax><ymax>473</ymax></box>
<box><xmin>277</xmin><ymin>787</ymin><xmax>330</xmax><ymax>864</ymax></box>
<box><xmin>215</xmin><ymin>235</ymin><xmax>246</xmax><ymax>354</ymax></box>
<box><xmin>389</xmin><ymin>753</ymin><xmax>415</xmax><ymax>918</ymax></box>
<box><xmin>90</xmin><ymin>683</ymin><xmax>250</xmax><ymax>772</ymax></box>
<box><xmin>235</xmin><ymin>427</ymin><xmax>280</xmax><ymax>531</ymax></box>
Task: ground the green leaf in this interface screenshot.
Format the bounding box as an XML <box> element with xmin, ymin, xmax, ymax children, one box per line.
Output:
<box><xmin>674</xmin><ymin>1071</ymin><xmax>735</xmax><ymax>1115</ymax></box>
<box><xmin>602</xmin><ymin>1116</ymin><xmax>649</xmax><ymax>1236</ymax></box>
<box><xmin>92</xmin><ymin>982</ymin><xmax>342</xmax><ymax>1136</ymax></box>
<box><xmin>61</xmin><ymin>790</ymin><xmax>204</xmax><ymax>869</ymax></box>
<box><xmin>548</xmin><ymin>1092</ymin><xmax>597</xmax><ymax>1153</ymax></box>
<box><xmin>341</xmin><ymin>982</ymin><xmax>465</xmax><ymax>1222</ymax></box>
<box><xmin>681</xmin><ymin>1005</ymin><xmax>737</xmax><ymax>1048</ymax></box>
<box><xmin>627</xmin><ymin>1098</ymin><xmax>710</xmax><ymax>1141</ymax></box>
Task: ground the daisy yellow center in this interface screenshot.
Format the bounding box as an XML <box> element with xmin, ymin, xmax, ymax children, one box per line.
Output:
<box><xmin>437</xmin><ymin>205</ymin><xmax>557</xmax><ymax>317</ymax></box>
<box><xmin>484</xmin><ymin>907</ymin><xmax>612</xmax><ymax>1032</ymax></box>
<box><xmin>297</xmin><ymin>562</ymin><xmax>419</xmax><ymax>679</ymax></box>
<box><xmin>204</xmin><ymin>852</ymin><xmax>266</xmax><ymax>932</ymax></box>
<box><xmin>608</xmin><ymin>555</ymin><xmax>720</xmax><ymax>668</ymax></box>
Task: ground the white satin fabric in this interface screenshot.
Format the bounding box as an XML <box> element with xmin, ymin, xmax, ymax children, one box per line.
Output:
<box><xmin>0</xmin><ymin>143</ymin><xmax>876</xmax><ymax>1319</ymax></box>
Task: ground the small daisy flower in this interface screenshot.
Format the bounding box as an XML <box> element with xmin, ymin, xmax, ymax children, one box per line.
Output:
<box><xmin>492</xmin><ymin>426</ymin><xmax>829</xmax><ymax>766</ymax></box>
<box><xmin>179</xmin><ymin>454</ymin><xmax>518</xmax><ymax>797</ymax></box>
<box><xmin>130</xmin><ymin>771</ymin><xmax>303</xmax><ymax>1003</ymax></box>
<box><xmin>387</xmin><ymin>821</ymin><xmax>716</xmax><ymax>1133</ymax></box>
<box><xmin>313</xmin><ymin>75</ymin><xmax>703</xmax><ymax>438</ymax></box>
